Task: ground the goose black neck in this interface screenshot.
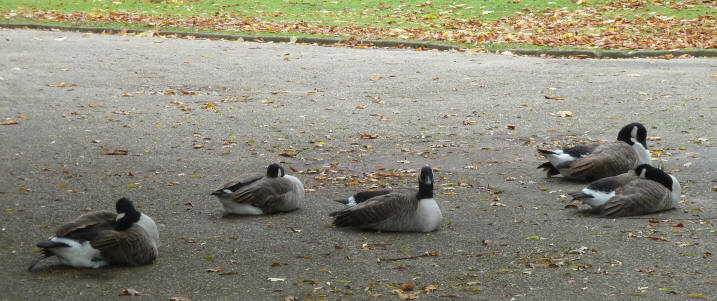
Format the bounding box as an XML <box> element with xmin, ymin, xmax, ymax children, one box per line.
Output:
<box><xmin>417</xmin><ymin>166</ymin><xmax>434</xmax><ymax>199</ymax></box>
<box><xmin>115</xmin><ymin>197</ymin><xmax>141</xmax><ymax>230</ymax></box>
<box><xmin>417</xmin><ymin>182</ymin><xmax>433</xmax><ymax>199</ymax></box>
<box><xmin>644</xmin><ymin>167</ymin><xmax>673</xmax><ymax>191</ymax></box>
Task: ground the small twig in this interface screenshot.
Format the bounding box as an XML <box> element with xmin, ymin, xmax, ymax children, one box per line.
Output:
<box><xmin>466</xmin><ymin>250</ymin><xmax>499</xmax><ymax>258</ymax></box>
<box><xmin>380</xmin><ymin>253</ymin><xmax>432</xmax><ymax>262</ymax></box>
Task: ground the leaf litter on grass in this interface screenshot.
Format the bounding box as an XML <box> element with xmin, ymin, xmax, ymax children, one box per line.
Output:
<box><xmin>2</xmin><ymin>0</ymin><xmax>716</xmax><ymax>50</ymax></box>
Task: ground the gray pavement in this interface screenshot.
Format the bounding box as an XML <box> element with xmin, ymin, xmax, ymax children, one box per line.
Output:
<box><xmin>0</xmin><ymin>28</ymin><xmax>716</xmax><ymax>300</ymax></box>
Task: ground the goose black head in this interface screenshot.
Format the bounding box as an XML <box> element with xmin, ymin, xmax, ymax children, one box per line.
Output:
<box><xmin>115</xmin><ymin>197</ymin><xmax>141</xmax><ymax>231</ymax></box>
<box><xmin>635</xmin><ymin>164</ymin><xmax>674</xmax><ymax>191</ymax></box>
<box><xmin>417</xmin><ymin>166</ymin><xmax>434</xmax><ymax>199</ymax></box>
<box><xmin>617</xmin><ymin>122</ymin><xmax>647</xmax><ymax>148</ymax></box>
<box><xmin>266</xmin><ymin>163</ymin><xmax>285</xmax><ymax>178</ymax></box>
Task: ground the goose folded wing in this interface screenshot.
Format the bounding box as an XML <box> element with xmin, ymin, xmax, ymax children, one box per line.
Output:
<box><xmin>602</xmin><ymin>179</ymin><xmax>671</xmax><ymax>217</ymax></box>
<box><xmin>55</xmin><ymin>211</ymin><xmax>116</xmax><ymax>238</ymax></box>
<box><xmin>352</xmin><ymin>188</ymin><xmax>414</xmax><ymax>204</ymax></box>
<box><xmin>567</xmin><ymin>143</ymin><xmax>636</xmax><ymax>180</ymax></box>
<box><xmin>562</xmin><ymin>143</ymin><xmax>601</xmax><ymax>158</ymax></box>
<box><xmin>90</xmin><ymin>227</ymin><xmax>157</xmax><ymax>266</ymax></box>
<box><xmin>331</xmin><ymin>192</ymin><xmax>415</xmax><ymax>227</ymax></box>
<box><xmin>230</xmin><ymin>178</ymin><xmax>295</xmax><ymax>207</ymax></box>
<box><xmin>214</xmin><ymin>172</ymin><xmax>264</xmax><ymax>193</ymax></box>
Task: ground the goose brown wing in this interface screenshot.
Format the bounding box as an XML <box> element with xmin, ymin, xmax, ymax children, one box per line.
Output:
<box><xmin>90</xmin><ymin>226</ymin><xmax>157</xmax><ymax>266</ymax></box>
<box><xmin>566</xmin><ymin>142</ymin><xmax>637</xmax><ymax>180</ymax></box>
<box><xmin>331</xmin><ymin>191</ymin><xmax>417</xmax><ymax>227</ymax></box>
<box><xmin>230</xmin><ymin>177</ymin><xmax>295</xmax><ymax>208</ymax></box>
<box><xmin>601</xmin><ymin>179</ymin><xmax>671</xmax><ymax>217</ymax></box>
<box><xmin>214</xmin><ymin>172</ymin><xmax>264</xmax><ymax>193</ymax></box>
<box><xmin>55</xmin><ymin>211</ymin><xmax>116</xmax><ymax>238</ymax></box>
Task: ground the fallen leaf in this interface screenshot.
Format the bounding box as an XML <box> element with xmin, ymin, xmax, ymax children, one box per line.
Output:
<box><xmin>119</xmin><ymin>288</ymin><xmax>141</xmax><ymax>296</ymax></box>
<box><xmin>398</xmin><ymin>293</ymin><xmax>418</xmax><ymax>300</ymax></box>
<box><xmin>206</xmin><ymin>267</ymin><xmax>225</xmax><ymax>272</ymax></box>
<box><xmin>0</xmin><ymin>120</ymin><xmax>19</xmax><ymax>125</ymax></box>
<box><xmin>544</xmin><ymin>95</ymin><xmax>564</xmax><ymax>100</ymax></box>
<box><xmin>101</xmin><ymin>149</ymin><xmax>128</xmax><ymax>155</ymax></box>
<box><xmin>361</xmin><ymin>134</ymin><xmax>379</xmax><ymax>139</ymax></box>
<box><xmin>55</xmin><ymin>82</ymin><xmax>66</xmax><ymax>87</ymax></box>
<box><xmin>423</xmin><ymin>284</ymin><xmax>439</xmax><ymax>293</ymax></box>
<box><xmin>370</xmin><ymin>75</ymin><xmax>383</xmax><ymax>81</ymax></box>
<box><xmin>687</xmin><ymin>293</ymin><xmax>709</xmax><ymax>299</ymax></box>
<box><xmin>556</xmin><ymin>111</ymin><xmax>574</xmax><ymax>117</ymax></box>
<box><xmin>399</xmin><ymin>283</ymin><xmax>414</xmax><ymax>291</ymax></box>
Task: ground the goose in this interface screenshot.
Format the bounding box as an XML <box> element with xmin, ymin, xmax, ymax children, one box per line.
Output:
<box><xmin>29</xmin><ymin>197</ymin><xmax>159</xmax><ymax>271</ymax></box>
<box><xmin>568</xmin><ymin>164</ymin><xmax>680</xmax><ymax>217</ymax></box>
<box><xmin>537</xmin><ymin>122</ymin><xmax>651</xmax><ymax>181</ymax></box>
<box><xmin>211</xmin><ymin>163</ymin><xmax>304</xmax><ymax>215</ymax></box>
<box><xmin>330</xmin><ymin>166</ymin><xmax>442</xmax><ymax>232</ymax></box>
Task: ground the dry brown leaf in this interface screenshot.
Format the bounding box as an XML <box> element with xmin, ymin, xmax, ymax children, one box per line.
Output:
<box><xmin>544</xmin><ymin>95</ymin><xmax>563</xmax><ymax>100</ymax></box>
<box><xmin>361</xmin><ymin>134</ymin><xmax>379</xmax><ymax>139</ymax></box>
<box><xmin>101</xmin><ymin>149</ymin><xmax>128</xmax><ymax>155</ymax></box>
<box><xmin>0</xmin><ymin>120</ymin><xmax>19</xmax><ymax>125</ymax></box>
<box><xmin>398</xmin><ymin>293</ymin><xmax>418</xmax><ymax>300</ymax></box>
<box><xmin>206</xmin><ymin>267</ymin><xmax>225</xmax><ymax>272</ymax></box>
<box><xmin>423</xmin><ymin>284</ymin><xmax>439</xmax><ymax>293</ymax></box>
<box><xmin>399</xmin><ymin>283</ymin><xmax>414</xmax><ymax>291</ymax></box>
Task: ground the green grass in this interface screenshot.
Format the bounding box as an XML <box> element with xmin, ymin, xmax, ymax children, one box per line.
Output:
<box><xmin>3</xmin><ymin>0</ymin><xmax>713</xmax><ymax>26</ymax></box>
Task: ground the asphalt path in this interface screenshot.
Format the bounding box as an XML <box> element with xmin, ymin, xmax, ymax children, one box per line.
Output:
<box><xmin>1</xmin><ymin>28</ymin><xmax>716</xmax><ymax>300</ymax></box>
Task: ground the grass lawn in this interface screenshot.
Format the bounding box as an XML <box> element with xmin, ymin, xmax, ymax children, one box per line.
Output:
<box><xmin>1</xmin><ymin>0</ymin><xmax>716</xmax><ymax>50</ymax></box>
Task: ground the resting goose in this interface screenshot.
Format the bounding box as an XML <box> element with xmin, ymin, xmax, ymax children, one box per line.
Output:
<box><xmin>211</xmin><ymin>163</ymin><xmax>304</xmax><ymax>215</ymax></box>
<box><xmin>538</xmin><ymin>122</ymin><xmax>651</xmax><ymax>181</ymax></box>
<box><xmin>29</xmin><ymin>197</ymin><xmax>159</xmax><ymax>271</ymax></box>
<box><xmin>568</xmin><ymin>164</ymin><xmax>680</xmax><ymax>217</ymax></box>
<box><xmin>330</xmin><ymin>166</ymin><xmax>442</xmax><ymax>232</ymax></box>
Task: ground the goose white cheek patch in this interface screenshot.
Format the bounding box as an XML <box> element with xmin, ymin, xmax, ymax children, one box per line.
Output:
<box><xmin>347</xmin><ymin>196</ymin><xmax>357</xmax><ymax>206</ymax></box>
